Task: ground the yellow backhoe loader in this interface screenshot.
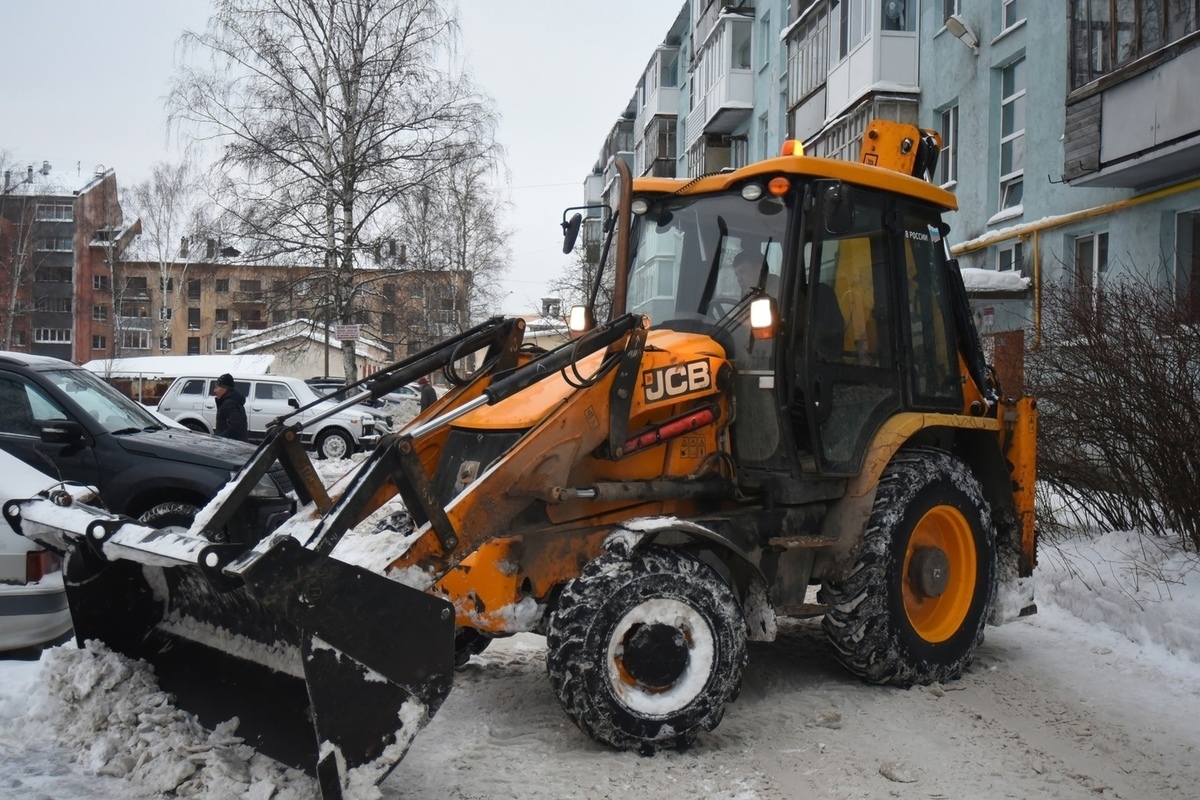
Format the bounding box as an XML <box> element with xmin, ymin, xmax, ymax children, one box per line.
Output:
<box><xmin>5</xmin><ymin>120</ymin><xmax>1036</xmax><ymax>799</ymax></box>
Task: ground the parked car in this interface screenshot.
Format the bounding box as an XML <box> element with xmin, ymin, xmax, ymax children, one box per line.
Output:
<box><xmin>0</xmin><ymin>351</ymin><xmax>294</xmax><ymax>548</ymax></box>
<box><xmin>157</xmin><ymin>373</ymin><xmax>381</xmax><ymax>459</ymax></box>
<box><xmin>0</xmin><ymin>449</ymin><xmax>72</xmax><ymax>654</ymax></box>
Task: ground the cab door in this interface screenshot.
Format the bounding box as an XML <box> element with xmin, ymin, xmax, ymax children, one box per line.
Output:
<box><xmin>802</xmin><ymin>183</ymin><xmax>903</xmax><ymax>475</ymax></box>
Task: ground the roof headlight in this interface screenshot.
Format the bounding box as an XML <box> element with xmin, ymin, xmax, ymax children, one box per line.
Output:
<box><xmin>741</xmin><ymin>183</ymin><xmax>764</xmax><ymax>201</ymax></box>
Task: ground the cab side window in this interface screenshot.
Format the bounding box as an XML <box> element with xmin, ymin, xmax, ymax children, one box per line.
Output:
<box><xmin>180</xmin><ymin>379</ymin><xmax>207</xmax><ymax>396</ymax></box>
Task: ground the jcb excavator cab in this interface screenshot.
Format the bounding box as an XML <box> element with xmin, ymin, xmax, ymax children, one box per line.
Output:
<box><xmin>7</xmin><ymin>121</ymin><xmax>1035</xmax><ymax>799</ymax></box>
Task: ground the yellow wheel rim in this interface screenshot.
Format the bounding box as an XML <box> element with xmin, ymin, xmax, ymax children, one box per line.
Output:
<box><xmin>902</xmin><ymin>505</ymin><xmax>977</xmax><ymax>643</ymax></box>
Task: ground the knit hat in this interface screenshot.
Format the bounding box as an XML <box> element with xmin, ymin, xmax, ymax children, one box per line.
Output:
<box><xmin>217</xmin><ymin>373</ymin><xmax>235</xmax><ymax>388</ymax></box>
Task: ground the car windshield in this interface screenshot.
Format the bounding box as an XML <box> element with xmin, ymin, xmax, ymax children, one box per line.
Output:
<box><xmin>42</xmin><ymin>369</ymin><xmax>161</xmax><ymax>434</ymax></box>
<box><xmin>627</xmin><ymin>189</ymin><xmax>791</xmax><ymax>328</ymax></box>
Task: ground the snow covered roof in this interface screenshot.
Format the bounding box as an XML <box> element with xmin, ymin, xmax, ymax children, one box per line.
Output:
<box><xmin>81</xmin><ymin>354</ymin><xmax>275</xmax><ymax>379</ymax></box>
<box><xmin>960</xmin><ymin>267</ymin><xmax>1031</xmax><ymax>295</ymax></box>
<box><xmin>229</xmin><ymin>318</ymin><xmax>389</xmax><ymax>358</ymax></box>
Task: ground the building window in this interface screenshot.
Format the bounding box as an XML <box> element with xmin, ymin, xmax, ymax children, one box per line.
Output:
<box><xmin>187</xmin><ymin>337</ymin><xmax>201</xmax><ymax>355</ymax></box>
<box><xmin>216</xmin><ymin>279</ymin><xmax>229</xmax><ymax>293</ymax></box>
<box><xmin>939</xmin><ymin>105</ymin><xmax>958</xmax><ymax>187</ymax></box>
<box><xmin>160</xmin><ymin>277</ymin><xmax>174</xmax><ymax>292</ymax></box>
<box><xmin>34</xmin><ymin>328</ymin><xmax>71</xmax><ymax>344</ymax></box>
<box><xmin>126</xmin><ymin>276</ymin><xmax>148</xmax><ymax>292</ymax></box>
<box><xmin>215</xmin><ymin>337</ymin><xmax>229</xmax><ymax>352</ymax></box>
<box><xmin>35</xmin><ymin>237</ymin><xmax>72</xmax><ymax>252</ymax></box>
<box><xmin>187</xmin><ymin>279</ymin><xmax>201</xmax><ymax>300</ymax></box>
<box><xmin>1175</xmin><ymin>210</ymin><xmax>1200</xmax><ymax>320</ymax></box>
<box><xmin>35</xmin><ymin>297</ymin><xmax>72</xmax><ymax>313</ymax></box>
<box><xmin>161</xmin><ymin>335</ymin><xmax>172</xmax><ymax>350</ymax></box>
<box><xmin>92</xmin><ymin>305</ymin><xmax>108</xmax><ymax>321</ymax></box>
<box><xmin>120</xmin><ymin>330</ymin><xmax>151</xmax><ymax>350</ymax></box>
<box><xmin>36</xmin><ymin>268</ymin><xmax>73</xmax><ymax>283</ymax></box>
<box><xmin>188</xmin><ymin>308</ymin><xmax>201</xmax><ymax>330</ymax></box>
<box><xmin>381</xmin><ymin>312</ymin><xmax>396</xmax><ymax>335</ymax></box>
<box><xmin>12</xmin><ymin>330</ymin><xmax>26</xmax><ymax>346</ymax></box>
<box><xmin>999</xmin><ymin>58</ymin><xmax>1026</xmax><ymax>211</ymax></box>
<box><xmin>240</xmin><ymin>309</ymin><xmax>261</xmax><ymax>322</ymax></box>
<box><xmin>160</xmin><ymin>307</ymin><xmax>173</xmax><ymax>320</ymax></box>
<box><xmin>382</xmin><ymin>283</ymin><xmax>396</xmax><ymax>301</ymax></box>
<box><xmin>35</xmin><ymin>203</ymin><xmax>73</xmax><ymax>222</ymax></box>
<box><xmin>93</xmin><ymin>275</ymin><xmax>109</xmax><ymax>291</ymax></box>
<box><xmin>1002</xmin><ymin>0</ymin><xmax>1022</xmax><ymax>30</ymax></box>
<box><xmin>272</xmin><ymin>310</ymin><xmax>287</xmax><ymax>324</ymax></box>
<box><xmin>239</xmin><ymin>279</ymin><xmax>261</xmax><ymax>293</ymax></box>
<box><xmin>832</xmin><ymin>0</ymin><xmax>870</xmax><ymax>61</ymax></box>
<box><xmin>997</xmin><ymin>240</ymin><xmax>1024</xmax><ymax>272</ymax></box>
<box><xmin>943</xmin><ymin>0</ymin><xmax>959</xmax><ymax>23</ymax></box>
<box><xmin>215</xmin><ymin>308</ymin><xmax>229</xmax><ymax>323</ymax></box>
<box><xmin>1068</xmin><ymin>0</ymin><xmax>1188</xmax><ymax>89</ymax></box>
<box><xmin>1074</xmin><ymin>231</ymin><xmax>1109</xmax><ymax>303</ymax></box>
<box><xmin>787</xmin><ymin>5</ymin><xmax>829</xmax><ymax>108</ymax></box>
<box><xmin>92</xmin><ymin>335</ymin><xmax>106</xmax><ymax>350</ymax></box>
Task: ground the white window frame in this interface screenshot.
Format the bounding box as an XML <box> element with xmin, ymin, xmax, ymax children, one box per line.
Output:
<box><xmin>120</xmin><ymin>330</ymin><xmax>151</xmax><ymax>350</ymax></box>
<box><xmin>35</xmin><ymin>203</ymin><xmax>73</xmax><ymax>222</ymax></box>
<box><xmin>34</xmin><ymin>328</ymin><xmax>71</xmax><ymax>344</ymax></box>
<box><xmin>999</xmin><ymin>58</ymin><xmax>1026</xmax><ymax>212</ymax></box>
<box><xmin>92</xmin><ymin>304</ymin><xmax>108</xmax><ymax>321</ymax></box>
<box><xmin>997</xmin><ymin>240</ymin><xmax>1024</xmax><ymax>272</ymax></box>
<box><xmin>1002</xmin><ymin>0</ymin><xmax>1022</xmax><ymax>31</ymax></box>
<box><xmin>92</xmin><ymin>335</ymin><xmax>106</xmax><ymax>350</ymax></box>
<box><xmin>1074</xmin><ymin>231</ymin><xmax>1109</xmax><ymax>301</ymax></box>
<box><xmin>939</xmin><ymin>105</ymin><xmax>959</xmax><ymax>187</ymax></box>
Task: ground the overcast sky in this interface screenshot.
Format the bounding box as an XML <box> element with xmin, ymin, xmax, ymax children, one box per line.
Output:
<box><xmin>0</xmin><ymin>1</ymin><xmax>686</xmax><ymax>315</ymax></box>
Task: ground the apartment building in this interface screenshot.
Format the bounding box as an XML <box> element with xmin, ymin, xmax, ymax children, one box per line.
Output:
<box><xmin>0</xmin><ymin>165</ymin><xmax>138</xmax><ymax>362</ymax></box>
<box><xmin>114</xmin><ymin>254</ymin><xmax>471</xmax><ymax>365</ymax></box>
<box><xmin>588</xmin><ymin>0</ymin><xmax>1200</xmax><ymax>343</ymax></box>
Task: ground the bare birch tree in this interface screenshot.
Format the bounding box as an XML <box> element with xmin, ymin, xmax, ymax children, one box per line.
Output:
<box><xmin>171</xmin><ymin>0</ymin><xmax>498</xmax><ymax>378</ymax></box>
<box><xmin>0</xmin><ymin>151</ymin><xmax>38</xmax><ymax>350</ymax></box>
<box><xmin>122</xmin><ymin>161</ymin><xmax>205</xmax><ymax>354</ymax></box>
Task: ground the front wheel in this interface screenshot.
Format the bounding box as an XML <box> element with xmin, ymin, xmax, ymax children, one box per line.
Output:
<box><xmin>139</xmin><ymin>502</ymin><xmax>200</xmax><ymax>535</ymax></box>
<box><xmin>315</xmin><ymin>428</ymin><xmax>353</xmax><ymax>460</ymax></box>
<box><xmin>546</xmin><ymin>546</ymin><xmax>746</xmax><ymax>754</ymax></box>
<box><xmin>819</xmin><ymin>447</ymin><xmax>997</xmax><ymax>686</ymax></box>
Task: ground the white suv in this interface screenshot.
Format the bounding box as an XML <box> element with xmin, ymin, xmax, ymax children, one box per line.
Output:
<box><xmin>156</xmin><ymin>374</ymin><xmax>380</xmax><ymax>459</ymax></box>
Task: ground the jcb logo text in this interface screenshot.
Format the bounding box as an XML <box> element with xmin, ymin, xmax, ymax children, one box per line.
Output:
<box><xmin>643</xmin><ymin>360</ymin><xmax>712</xmax><ymax>403</ymax></box>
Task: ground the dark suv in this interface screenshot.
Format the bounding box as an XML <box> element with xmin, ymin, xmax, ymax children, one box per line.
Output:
<box><xmin>0</xmin><ymin>352</ymin><xmax>294</xmax><ymax>538</ymax></box>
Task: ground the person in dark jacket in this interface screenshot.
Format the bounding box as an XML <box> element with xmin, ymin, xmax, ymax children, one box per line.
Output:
<box><xmin>418</xmin><ymin>376</ymin><xmax>437</xmax><ymax>411</ymax></box>
<box><xmin>213</xmin><ymin>373</ymin><xmax>248</xmax><ymax>441</ymax></box>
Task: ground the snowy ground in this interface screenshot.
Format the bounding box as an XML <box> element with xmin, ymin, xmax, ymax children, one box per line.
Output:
<box><xmin>2</xmin><ymin>484</ymin><xmax>1198</xmax><ymax>799</ymax></box>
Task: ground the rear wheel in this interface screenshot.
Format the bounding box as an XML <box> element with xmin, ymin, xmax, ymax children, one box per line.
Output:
<box><xmin>316</xmin><ymin>428</ymin><xmax>353</xmax><ymax>460</ymax></box>
<box><xmin>546</xmin><ymin>546</ymin><xmax>746</xmax><ymax>754</ymax></box>
<box><xmin>139</xmin><ymin>502</ymin><xmax>200</xmax><ymax>535</ymax></box>
<box><xmin>819</xmin><ymin>447</ymin><xmax>996</xmax><ymax>686</ymax></box>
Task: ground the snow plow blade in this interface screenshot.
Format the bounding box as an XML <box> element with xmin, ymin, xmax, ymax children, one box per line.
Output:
<box><xmin>3</xmin><ymin>495</ymin><xmax>455</xmax><ymax>800</ymax></box>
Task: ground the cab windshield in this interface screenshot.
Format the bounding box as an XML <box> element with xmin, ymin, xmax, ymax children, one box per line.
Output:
<box><xmin>626</xmin><ymin>190</ymin><xmax>792</xmax><ymax>327</ymax></box>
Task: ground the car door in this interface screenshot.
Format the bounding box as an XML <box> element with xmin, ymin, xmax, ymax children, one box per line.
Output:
<box><xmin>0</xmin><ymin>370</ymin><xmax>101</xmax><ymax>489</ymax></box>
<box><xmin>246</xmin><ymin>380</ymin><xmax>296</xmax><ymax>439</ymax></box>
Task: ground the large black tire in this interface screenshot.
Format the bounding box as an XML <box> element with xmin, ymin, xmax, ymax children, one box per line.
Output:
<box><xmin>819</xmin><ymin>447</ymin><xmax>997</xmax><ymax>686</ymax></box>
<box><xmin>315</xmin><ymin>427</ymin><xmax>353</xmax><ymax>460</ymax></box>
<box><xmin>546</xmin><ymin>546</ymin><xmax>747</xmax><ymax>754</ymax></box>
<box><xmin>139</xmin><ymin>502</ymin><xmax>200</xmax><ymax>534</ymax></box>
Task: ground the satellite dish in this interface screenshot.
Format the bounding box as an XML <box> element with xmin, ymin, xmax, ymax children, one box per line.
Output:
<box><xmin>885</xmin><ymin>0</ymin><xmax>904</xmax><ymax>20</ymax></box>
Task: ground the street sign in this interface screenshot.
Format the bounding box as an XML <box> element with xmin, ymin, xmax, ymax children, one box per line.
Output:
<box><xmin>335</xmin><ymin>324</ymin><xmax>361</xmax><ymax>341</ymax></box>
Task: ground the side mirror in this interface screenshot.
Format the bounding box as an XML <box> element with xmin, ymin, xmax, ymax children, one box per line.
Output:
<box><xmin>562</xmin><ymin>213</ymin><xmax>583</xmax><ymax>254</ymax></box>
<box><xmin>749</xmin><ymin>297</ymin><xmax>778</xmax><ymax>340</ymax></box>
<box><xmin>821</xmin><ymin>183</ymin><xmax>856</xmax><ymax>235</ymax></box>
<box><xmin>39</xmin><ymin>419</ymin><xmax>84</xmax><ymax>445</ymax></box>
<box><xmin>287</xmin><ymin>398</ymin><xmax>300</xmax><ymax>409</ymax></box>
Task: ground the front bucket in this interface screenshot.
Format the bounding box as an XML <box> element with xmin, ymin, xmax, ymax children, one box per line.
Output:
<box><xmin>57</xmin><ymin>528</ymin><xmax>455</xmax><ymax>799</ymax></box>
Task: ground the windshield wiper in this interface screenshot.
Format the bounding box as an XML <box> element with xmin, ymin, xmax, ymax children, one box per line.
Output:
<box><xmin>109</xmin><ymin>427</ymin><xmax>144</xmax><ymax>435</ymax></box>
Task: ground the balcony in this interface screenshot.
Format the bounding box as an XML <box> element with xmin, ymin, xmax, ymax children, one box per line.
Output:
<box><xmin>684</xmin><ymin>14</ymin><xmax>753</xmax><ymax>149</ymax></box>
<box><xmin>233</xmin><ymin>291</ymin><xmax>264</xmax><ymax>304</ymax></box>
<box><xmin>1065</xmin><ymin>45</ymin><xmax>1200</xmax><ymax>188</ymax></box>
<box><xmin>634</xmin><ymin>47</ymin><xmax>681</xmax><ymax>138</ymax></box>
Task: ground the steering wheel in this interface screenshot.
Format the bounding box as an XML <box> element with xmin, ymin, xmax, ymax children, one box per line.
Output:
<box><xmin>707</xmin><ymin>295</ymin><xmax>742</xmax><ymax>319</ymax></box>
